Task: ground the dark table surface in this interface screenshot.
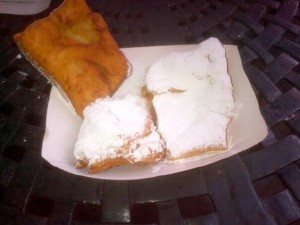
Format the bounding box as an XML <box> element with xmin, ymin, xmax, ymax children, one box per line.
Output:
<box><xmin>1</xmin><ymin>0</ymin><xmax>300</xmax><ymax>224</ymax></box>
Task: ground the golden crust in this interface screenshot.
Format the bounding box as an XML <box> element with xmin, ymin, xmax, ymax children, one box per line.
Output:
<box><xmin>76</xmin><ymin>144</ymin><xmax>165</xmax><ymax>174</ymax></box>
<box><xmin>166</xmin><ymin>145</ymin><xmax>226</xmax><ymax>161</ymax></box>
<box><xmin>13</xmin><ymin>0</ymin><xmax>128</xmax><ymax>117</ymax></box>
<box><xmin>75</xmin><ymin>117</ymin><xmax>165</xmax><ymax>173</ymax></box>
<box><xmin>78</xmin><ymin>149</ymin><xmax>165</xmax><ymax>174</ymax></box>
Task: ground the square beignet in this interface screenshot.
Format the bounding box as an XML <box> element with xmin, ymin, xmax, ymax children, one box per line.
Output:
<box><xmin>14</xmin><ymin>0</ymin><xmax>129</xmax><ymax>117</ymax></box>
<box><xmin>74</xmin><ymin>94</ymin><xmax>165</xmax><ymax>173</ymax></box>
<box><xmin>145</xmin><ymin>38</ymin><xmax>235</xmax><ymax>160</ymax></box>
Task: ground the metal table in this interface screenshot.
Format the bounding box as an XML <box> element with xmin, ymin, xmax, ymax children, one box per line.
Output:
<box><xmin>1</xmin><ymin>0</ymin><xmax>300</xmax><ymax>224</ymax></box>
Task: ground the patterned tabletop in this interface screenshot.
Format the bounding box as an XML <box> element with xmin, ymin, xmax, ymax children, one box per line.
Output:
<box><xmin>1</xmin><ymin>0</ymin><xmax>300</xmax><ymax>224</ymax></box>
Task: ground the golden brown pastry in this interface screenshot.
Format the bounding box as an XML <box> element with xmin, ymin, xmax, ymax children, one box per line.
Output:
<box><xmin>14</xmin><ymin>0</ymin><xmax>128</xmax><ymax>117</ymax></box>
<box><xmin>145</xmin><ymin>38</ymin><xmax>235</xmax><ymax>160</ymax></box>
<box><xmin>74</xmin><ymin>94</ymin><xmax>165</xmax><ymax>173</ymax></box>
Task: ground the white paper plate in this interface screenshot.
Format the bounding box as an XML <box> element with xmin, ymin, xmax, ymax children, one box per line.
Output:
<box><xmin>41</xmin><ymin>45</ymin><xmax>268</xmax><ymax>180</ymax></box>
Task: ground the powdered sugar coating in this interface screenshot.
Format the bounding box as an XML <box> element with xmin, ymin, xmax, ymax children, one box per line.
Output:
<box><xmin>74</xmin><ymin>94</ymin><xmax>164</xmax><ymax>165</ymax></box>
<box><xmin>146</xmin><ymin>37</ymin><xmax>234</xmax><ymax>158</ymax></box>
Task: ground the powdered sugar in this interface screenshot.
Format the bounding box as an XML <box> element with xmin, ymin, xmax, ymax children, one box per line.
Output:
<box><xmin>146</xmin><ymin>37</ymin><xmax>234</xmax><ymax>158</ymax></box>
<box><xmin>74</xmin><ymin>37</ymin><xmax>235</xmax><ymax>168</ymax></box>
<box><xmin>74</xmin><ymin>94</ymin><xmax>164</xmax><ymax>165</ymax></box>
<box><xmin>127</xmin><ymin>124</ymin><xmax>165</xmax><ymax>163</ymax></box>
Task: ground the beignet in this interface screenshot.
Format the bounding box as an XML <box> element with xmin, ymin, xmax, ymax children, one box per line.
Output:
<box><xmin>14</xmin><ymin>0</ymin><xmax>128</xmax><ymax>117</ymax></box>
<box><xmin>145</xmin><ymin>38</ymin><xmax>235</xmax><ymax>160</ymax></box>
<box><xmin>74</xmin><ymin>94</ymin><xmax>165</xmax><ymax>173</ymax></box>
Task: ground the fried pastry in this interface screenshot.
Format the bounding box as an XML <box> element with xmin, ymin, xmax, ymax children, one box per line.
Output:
<box><xmin>74</xmin><ymin>94</ymin><xmax>165</xmax><ymax>173</ymax></box>
<box><xmin>14</xmin><ymin>0</ymin><xmax>128</xmax><ymax>117</ymax></box>
<box><xmin>145</xmin><ymin>38</ymin><xmax>235</xmax><ymax>160</ymax></box>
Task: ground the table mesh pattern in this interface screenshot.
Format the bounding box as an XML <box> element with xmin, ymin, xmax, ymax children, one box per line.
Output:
<box><xmin>1</xmin><ymin>0</ymin><xmax>300</xmax><ymax>224</ymax></box>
